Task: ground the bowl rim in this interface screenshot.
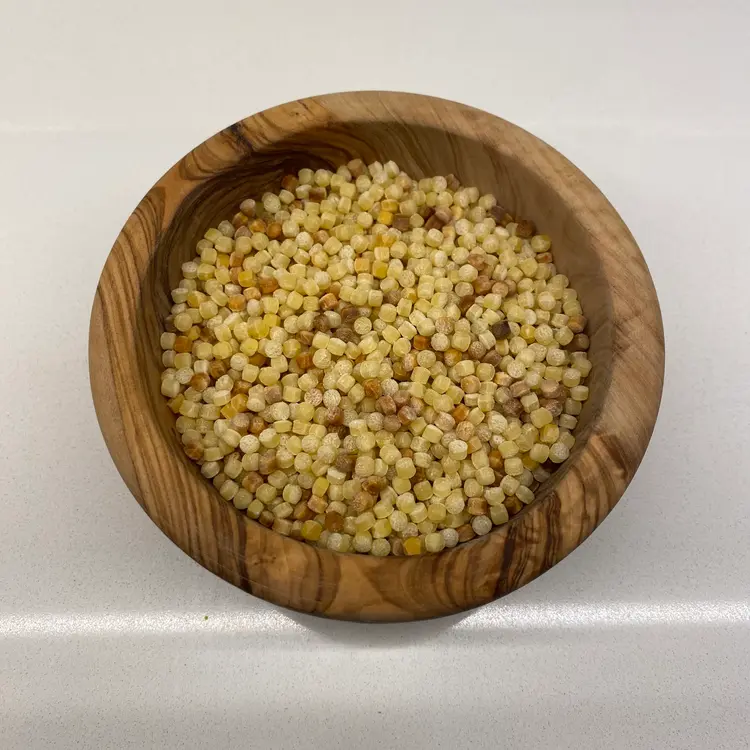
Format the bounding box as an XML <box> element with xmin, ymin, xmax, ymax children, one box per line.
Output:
<box><xmin>89</xmin><ymin>90</ymin><xmax>665</xmax><ymax>621</ymax></box>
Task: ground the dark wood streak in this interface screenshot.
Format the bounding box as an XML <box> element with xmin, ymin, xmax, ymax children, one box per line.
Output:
<box><xmin>89</xmin><ymin>92</ymin><xmax>664</xmax><ymax>622</ymax></box>
<box><xmin>227</xmin><ymin>122</ymin><xmax>254</xmax><ymax>154</ymax></box>
<box><xmin>542</xmin><ymin>491</ymin><xmax>562</xmax><ymax>571</ymax></box>
<box><xmin>496</xmin><ymin>523</ymin><xmax>518</xmax><ymax>596</ymax></box>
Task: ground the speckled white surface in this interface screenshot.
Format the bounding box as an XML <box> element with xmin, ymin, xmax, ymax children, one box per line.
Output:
<box><xmin>2</xmin><ymin>0</ymin><xmax>749</xmax><ymax>747</ymax></box>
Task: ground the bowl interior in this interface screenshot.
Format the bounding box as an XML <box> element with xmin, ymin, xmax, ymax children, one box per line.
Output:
<box><xmin>139</xmin><ymin>120</ymin><xmax>612</xmax><ymax>507</ymax></box>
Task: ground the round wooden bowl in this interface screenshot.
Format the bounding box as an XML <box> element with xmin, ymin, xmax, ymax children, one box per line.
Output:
<box><xmin>89</xmin><ymin>91</ymin><xmax>664</xmax><ymax>622</ymax></box>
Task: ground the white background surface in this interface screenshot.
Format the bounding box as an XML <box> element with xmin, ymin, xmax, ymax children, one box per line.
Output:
<box><xmin>1</xmin><ymin>0</ymin><xmax>749</xmax><ymax>747</ymax></box>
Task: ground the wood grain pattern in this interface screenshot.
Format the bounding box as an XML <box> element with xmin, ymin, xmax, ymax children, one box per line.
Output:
<box><xmin>89</xmin><ymin>92</ymin><xmax>664</xmax><ymax>621</ymax></box>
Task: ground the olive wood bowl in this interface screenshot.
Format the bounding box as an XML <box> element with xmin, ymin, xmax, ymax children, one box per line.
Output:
<box><xmin>89</xmin><ymin>91</ymin><xmax>664</xmax><ymax>622</ymax></box>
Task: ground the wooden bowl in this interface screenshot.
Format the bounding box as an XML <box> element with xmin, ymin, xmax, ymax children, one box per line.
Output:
<box><xmin>89</xmin><ymin>91</ymin><xmax>664</xmax><ymax>622</ymax></box>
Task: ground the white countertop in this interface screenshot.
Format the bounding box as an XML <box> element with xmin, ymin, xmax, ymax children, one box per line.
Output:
<box><xmin>2</xmin><ymin>1</ymin><xmax>749</xmax><ymax>747</ymax></box>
